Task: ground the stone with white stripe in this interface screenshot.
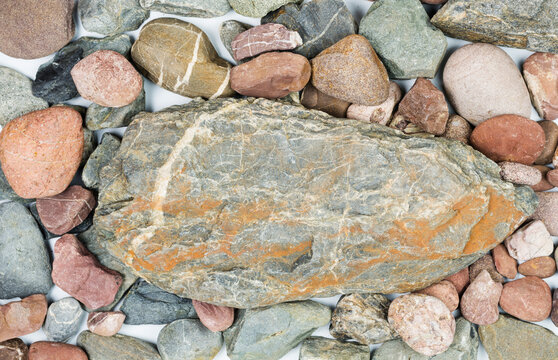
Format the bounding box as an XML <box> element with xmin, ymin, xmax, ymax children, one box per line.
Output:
<box><xmin>43</xmin><ymin>297</ymin><xmax>85</xmax><ymax>342</ymax></box>
<box><xmin>231</xmin><ymin>23</ymin><xmax>302</xmax><ymax>62</ymax></box>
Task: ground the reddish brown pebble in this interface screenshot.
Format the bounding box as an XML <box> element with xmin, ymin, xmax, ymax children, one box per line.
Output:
<box><xmin>460</xmin><ymin>270</ymin><xmax>502</xmax><ymax>326</ymax></box>
<box><xmin>443</xmin><ymin>114</ymin><xmax>472</xmax><ymax>144</ymax></box>
<box><xmin>388</xmin><ymin>294</ymin><xmax>455</xmax><ymax>356</ymax></box>
<box><xmin>523</xmin><ymin>53</ymin><xmax>558</xmax><ymax>121</ymax></box>
<box><xmin>531</xmin><ymin>165</ymin><xmax>554</xmax><ymax>191</ymax></box>
<box><xmin>492</xmin><ymin>244</ymin><xmax>517</xmax><ymax>279</ymax></box>
<box><xmin>551</xmin><ymin>289</ymin><xmax>558</xmax><ymax>326</ymax></box>
<box><xmin>444</xmin><ymin>267</ymin><xmax>469</xmax><ymax>294</ymax></box>
<box><xmin>301</xmin><ymin>82</ymin><xmax>350</xmax><ymax>118</ymax></box>
<box><xmin>532</xmin><ymin>192</ymin><xmax>558</xmax><ymax>236</ymax></box>
<box><xmin>231</xmin><ymin>23</ymin><xmax>302</xmax><ymax>62</ymax></box>
<box><xmin>469</xmin><ymin>254</ymin><xmax>504</xmax><ymax>283</ymax></box>
<box><xmin>230</xmin><ymin>52</ymin><xmax>310</xmax><ymax>99</ymax></box>
<box><xmin>36</xmin><ymin>185</ymin><xmax>96</xmax><ymax>235</ymax></box>
<box><xmin>518</xmin><ymin>257</ymin><xmax>556</xmax><ymax>278</ymax></box>
<box><xmin>29</xmin><ymin>342</ymin><xmax>87</xmax><ymax>360</ymax></box>
<box><xmin>0</xmin><ymin>294</ymin><xmax>47</xmax><ymax>342</ymax></box>
<box><xmin>415</xmin><ymin>280</ymin><xmax>459</xmax><ymax>311</ymax></box>
<box><xmin>499</xmin><ymin>161</ymin><xmax>542</xmax><ymax>186</ymax></box>
<box><xmin>0</xmin><ymin>107</ymin><xmax>83</xmax><ymax>198</ymax></box>
<box><xmin>347</xmin><ymin>82</ymin><xmax>402</xmax><ymax>125</ymax></box>
<box><xmin>52</xmin><ymin>234</ymin><xmax>122</xmax><ymax>309</ymax></box>
<box><xmin>87</xmin><ymin>311</ymin><xmax>125</xmax><ymax>337</ymax></box>
<box><xmin>500</xmin><ymin>276</ymin><xmax>552</xmax><ymax>322</ymax></box>
<box><xmin>547</xmin><ymin>169</ymin><xmax>558</xmax><ymax>187</ymax></box>
<box><xmin>71</xmin><ymin>50</ymin><xmax>143</xmax><ymax>107</ymax></box>
<box><xmin>394</xmin><ymin>78</ymin><xmax>449</xmax><ymax>135</ymax></box>
<box><xmin>0</xmin><ymin>338</ymin><xmax>28</xmax><ymax>360</ymax></box>
<box><xmin>470</xmin><ymin>114</ymin><xmax>545</xmax><ymax>165</ymax></box>
<box><xmin>311</xmin><ymin>35</ymin><xmax>389</xmax><ymax>106</ymax></box>
<box><xmin>535</xmin><ymin>121</ymin><xmax>558</xmax><ymax>165</ymax></box>
<box><xmin>192</xmin><ymin>300</ymin><xmax>235</xmax><ymax>332</ymax></box>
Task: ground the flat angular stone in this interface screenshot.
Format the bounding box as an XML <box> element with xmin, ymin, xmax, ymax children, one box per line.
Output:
<box><xmin>524</xmin><ymin>53</ymin><xmax>558</xmax><ymax>121</ymax></box>
<box><xmin>415</xmin><ymin>280</ymin><xmax>459</xmax><ymax>311</ymax></box>
<box><xmin>431</xmin><ymin>0</ymin><xmax>558</xmax><ymax>53</ymax></box>
<box><xmin>460</xmin><ymin>270</ymin><xmax>502</xmax><ymax>326</ymax></box>
<box><xmin>87</xmin><ymin>311</ymin><xmax>125</xmax><ymax>337</ymax></box>
<box><xmin>504</xmin><ymin>220</ymin><xmax>553</xmax><ymax>261</ymax></box>
<box><xmin>330</xmin><ymin>293</ymin><xmax>397</xmax><ymax>345</ymax></box>
<box><xmin>0</xmin><ymin>67</ymin><xmax>48</xmax><ymax>126</ymax></box>
<box><xmin>223</xmin><ymin>301</ymin><xmax>331</xmax><ymax>360</ymax></box>
<box><xmin>228</xmin><ymin>0</ymin><xmax>301</xmax><ymax>18</ymax></box>
<box><xmin>157</xmin><ymin>319</ymin><xmax>223</xmax><ymax>360</ymax></box>
<box><xmin>95</xmin><ymin>97</ymin><xmax>537</xmax><ymax>308</ymax></box>
<box><xmin>359</xmin><ymin>0</ymin><xmax>447</xmax><ymax>79</ymax></box>
<box><xmin>499</xmin><ymin>276</ymin><xmax>552</xmax><ymax>322</ymax></box>
<box><xmin>82</xmin><ymin>133</ymin><xmax>121</xmax><ymax>189</ymax></box>
<box><xmin>232</xmin><ymin>23</ymin><xmax>302</xmax><ymax>62</ymax></box>
<box><xmin>86</xmin><ymin>87</ymin><xmax>145</xmax><ymax>130</ymax></box>
<box><xmin>0</xmin><ymin>294</ymin><xmax>47</xmax><ymax>342</ymax></box>
<box><xmin>79</xmin><ymin>0</ymin><xmax>149</xmax><ymax>36</ymax></box>
<box><xmin>132</xmin><ymin>18</ymin><xmax>234</xmax><ymax>99</ymax></box>
<box><xmin>29</xmin><ymin>342</ymin><xmax>87</xmax><ymax>360</ymax></box>
<box><xmin>139</xmin><ymin>0</ymin><xmax>231</xmax><ymax>17</ymax></box>
<box><xmin>300</xmin><ymin>337</ymin><xmax>369</xmax><ymax>360</ymax></box>
<box><xmin>479</xmin><ymin>315</ymin><xmax>558</xmax><ymax>360</ymax></box>
<box><xmin>77</xmin><ymin>331</ymin><xmax>162</xmax><ymax>360</ymax></box>
<box><xmin>347</xmin><ymin>82</ymin><xmax>401</xmax><ymax>125</ymax></box>
<box><xmin>301</xmin><ymin>83</ymin><xmax>350</xmax><ymax>118</ymax></box>
<box><xmin>192</xmin><ymin>300</ymin><xmax>234</xmax><ymax>332</ymax></box>
<box><xmin>219</xmin><ymin>21</ymin><xmax>251</xmax><ymax>61</ymax></box>
<box><xmin>43</xmin><ymin>297</ymin><xmax>84</xmax><ymax>342</ymax></box>
<box><xmin>0</xmin><ymin>339</ymin><xmax>28</xmax><ymax>360</ymax></box>
<box><xmin>262</xmin><ymin>0</ymin><xmax>357</xmax><ymax>59</ymax></box>
<box><xmin>0</xmin><ymin>202</ymin><xmax>52</xmax><ymax>299</ymax></box>
<box><xmin>120</xmin><ymin>280</ymin><xmax>197</xmax><ymax>325</ymax></box>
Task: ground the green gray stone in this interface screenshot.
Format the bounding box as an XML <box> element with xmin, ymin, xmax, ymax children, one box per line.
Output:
<box><xmin>157</xmin><ymin>319</ymin><xmax>223</xmax><ymax>360</ymax></box>
<box><xmin>82</xmin><ymin>133</ymin><xmax>121</xmax><ymax>189</ymax></box>
<box><xmin>224</xmin><ymin>301</ymin><xmax>331</xmax><ymax>360</ymax></box>
<box><xmin>139</xmin><ymin>0</ymin><xmax>231</xmax><ymax>17</ymax></box>
<box><xmin>86</xmin><ymin>87</ymin><xmax>145</xmax><ymax>130</ymax></box>
<box><xmin>372</xmin><ymin>318</ymin><xmax>478</xmax><ymax>360</ymax></box>
<box><xmin>82</xmin><ymin>127</ymin><xmax>97</xmax><ymax>166</ymax></box>
<box><xmin>431</xmin><ymin>0</ymin><xmax>558</xmax><ymax>53</ymax></box>
<box><xmin>359</xmin><ymin>0</ymin><xmax>447</xmax><ymax>79</ymax></box>
<box><xmin>228</xmin><ymin>0</ymin><xmax>302</xmax><ymax>18</ymax></box>
<box><xmin>77</xmin><ymin>331</ymin><xmax>162</xmax><ymax>360</ymax></box>
<box><xmin>79</xmin><ymin>0</ymin><xmax>149</xmax><ymax>36</ymax></box>
<box><xmin>300</xmin><ymin>337</ymin><xmax>370</xmax><ymax>360</ymax></box>
<box><xmin>0</xmin><ymin>66</ymin><xmax>47</xmax><ymax>126</ymax></box>
<box><xmin>43</xmin><ymin>297</ymin><xmax>85</xmax><ymax>342</ymax></box>
<box><xmin>479</xmin><ymin>315</ymin><xmax>558</xmax><ymax>360</ymax></box>
<box><xmin>219</xmin><ymin>20</ymin><xmax>251</xmax><ymax>61</ymax></box>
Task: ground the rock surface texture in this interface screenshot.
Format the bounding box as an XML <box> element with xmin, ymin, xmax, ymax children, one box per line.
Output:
<box><xmin>95</xmin><ymin>98</ymin><xmax>537</xmax><ymax>308</ymax></box>
<box><xmin>432</xmin><ymin>0</ymin><xmax>558</xmax><ymax>53</ymax></box>
<box><xmin>85</xmin><ymin>86</ymin><xmax>145</xmax><ymax>130</ymax></box>
<box><xmin>82</xmin><ymin>133</ymin><xmax>121</xmax><ymax>189</ymax></box>
<box><xmin>28</xmin><ymin>342</ymin><xmax>88</xmax><ymax>360</ymax></box>
<box><xmin>157</xmin><ymin>319</ymin><xmax>223</xmax><ymax>360</ymax></box>
<box><xmin>0</xmin><ymin>339</ymin><xmax>28</xmax><ymax>360</ymax></box>
<box><xmin>0</xmin><ymin>295</ymin><xmax>48</xmax><ymax>342</ymax></box>
<box><xmin>301</xmin><ymin>83</ymin><xmax>351</xmax><ymax>118</ymax></box>
<box><xmin>77</xmin><ymin>331</ymin><xmax>162</xmax><ymax>360</ymax></box>
<box><xmin>228</xmin><ymin>0</ymin><xmax>302</xmax><ymax>18</ymax></box>
<box><xmin>499</xmin><ymin>276</ymin><xmax>552</xmax><ymax>322</ymax></box>
<box><xmin>299</xmin><ymin>337</ymin><xmax>370</xmax><ymax>360</ymax></box>
<box><xmin>43</xmin><ymin>297</ymin><xmax>84</xmax><ymax>342</ymax></box>
<box><xmin>347</xmin><ymin>82</ymin><xmax>402</xmax><ymax>125</ymax></box>
<box><xmin>523</xmin><ymin>53</ymin><xmax>558</xmax><ymax>121</ymax></box>
<box><xmin>79</xmin><ymin>0</ymin><xmax>149</xmax><ymax>36</ymax></box>
<box><xmin>531</xmin><ymin>192</ymin><xmax>558</xmax><ymax>236</ymax></box>
<box><xmin>87</xmin><ymin>311</ymin><xmax>125</xmax><ymax>337</ymax></box>
<box><xmin>192</xmin><ymin>300</ymin><xmax>235</xmax><ymax>332</ymax></box>
<box><xmin>460</xmin><ymin>270</ymin><xmax>502</xmax><ymax>325</ymax></box>
<box><xmin>139</xmin><ymin>0</ymin><xmax>231</xmax><ymax>17</ymax></box>
<box><xmin>0</xmin><ymin>67</ymin><xmax>48</xmax><ymax>126</ymax></box>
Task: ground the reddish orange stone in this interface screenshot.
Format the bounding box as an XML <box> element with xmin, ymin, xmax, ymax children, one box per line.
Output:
<box><xmin>0</xmin><ymin>295</ymin><xmax>47</xmax><ymax>342</ymax></box>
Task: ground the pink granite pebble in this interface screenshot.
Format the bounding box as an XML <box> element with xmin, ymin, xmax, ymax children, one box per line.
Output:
<box><xmin>504</xmin><ymin>220</ymin><xmax>553</xmax><ymax>261</ymax></box>
<box><xmin>500</xmin><ymin>276</ymin><xmax>552</xmax><ymax>322</ymax></box>
<box><xmin>415</xmin><ymin>280</ymin><xmax>459</xmax><ymax>311</ymax></box>
<box><xmin>87</xmin><ymin>311</ymin><xmax>125</xmax><ymax>337</ymax></box>
<box><xmin>192</xmin><ymin>300</ymin><xmax>235</xmax><ymax>332</ymax></box>
<box><xmin>499</xmin><ymin>161</ymin><xmax>542</xmax><ymax>186</ymax></box>
<box><xmin>531</xmin><ymin>192</ymin><xmax>558</xmax><ymax>235</ymax></box>
<box><xmin>460</xmin><ymin>270</ymin><xmax>502</xmax><ymax>326</ymax></box>
<box><xmin>232</xmin><ymin>23</ymin><xmax>302</xmax><ymax>62</ymax></box>
<box><xmin>444</xmin><ymin>267</ymin><xmax>469</xmax><ymax>294</ymax></box>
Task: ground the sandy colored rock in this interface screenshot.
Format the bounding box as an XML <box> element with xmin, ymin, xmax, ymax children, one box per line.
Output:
<box><xmin>505</xmin><ymin>220</ymin><xmax>554</xmax><ymax>261</ymax></box>
<box><xmin>443</xmin><ymin>115</ymin><xmax>471</xmax><ymax>144</ymax></box>
<box><xmin>0</xmin><ymin>294</ymin><xmax>47</xmax><ymax>342</ymax></box>
<box><xmin>192</xmin><ymin>300</ymin><xmax>234</xmax><ymax>332</ymax></box>
<box><xmin>231</xmin><ymin>52</ymin><xmax>310</xmax><ymax>99</ymax></box>
<box><xmin>88</xmin><ymin>311</ymin><xmax>126</xmax><ymax>337</ymax></box>
<box><xmin>311</xmin><ymin>35</ymin><xmax>389</xmax><ymax>106</ymax></box>
<box><xmin>535</xmin><ymin>120</ymin><xmax>558</xmax><ymax>164</ymax></box>
<box><xmin>499</xmin><ymin>162</ymin><xmax>542</xmax><ymax>186</ymax></box>
<box><xmin>301</xmin><ymin>83</ymin><xmax>350</xmax><ymax>118</ymax></box>
<box><xmin>443</xmin><ymin>43</ymin><xmax>532</xmax><ymax>126</ymax></box>
<box><xmin>0</xmin><ymin>107</ymin><xmax>83</xmax><ymax>198</ymax></box>
<box><xmin>469</xmin><ymin>254</ymin><xmax>504</xmax><ymax>283</ymax></box>
<box><xmin>29</xmin><ymin>342</ymin><xmax>87</xmax><ymax>360</ymax></box>
<box><xmin>532</xmin><ymin>165</ymin><xmax>554</xmax><ymax>191</ymax></box>
<box><xmin>132</xmin><ymin>18</ymin><xmax>234</xmax><ymax>99</ymax></box>
<box><xmin>347</xmin><ymin>82</ymin><xmax>401</xmax><ymax>125</ymax></box>
<box><xmin>470</xmin><ymin>115</ymin><xmax>545</xmax><ymax>165</ymax></box>
<box><xmin>444</xmin><ymin>267</ymin><xmax>469</xmax><ymax>295</ymax></box>
<box><xmin>388</xmin><ymin>294</ymin><xmax>455</xmax><ymax>356</ymax></box>
<box><xmin>231</xmin><ymin>23</ymin><xmax>302</xmax><ymax>62</ymax></box>
<box><xmin>547</xmin><ymin>169</ymin><xmax>558</xmax><ymax>187</ymax></box>
<box><xmin>415</xmin><ymin>280</ymin><xmax>459</xmax><ymax>311</ymax></box>
<box><xmin>460</xmin><ymin>270</ymin><xmax>502</xmax><ymax>326</ymax></box>
<box><xmin>492</xmin><ymin>244</ymin><xmax>517</xmax><ymax>279</ymax></box>
<box><xmin>0</xmin><ymin>339</ymin><xmax>28</xmax><ymax>360</ymax></box>
<box><xmin>518</xmin><ymin>256</ymin><xmax>556</xmax><ymax>278</ymax></box>
<box><xmin>524</xmin><ymin>53</ymin><xmax>558</xmax><ymax>121</ymax></box>
<box><xmin>500</xmin><ymin>276</ymin><xmax>552</xmax><ymax>322</ymax></box>
<box><xmin>532</xmin><ymin>192</ymin><xmax>558</xmax><ymax>235</ymax></box>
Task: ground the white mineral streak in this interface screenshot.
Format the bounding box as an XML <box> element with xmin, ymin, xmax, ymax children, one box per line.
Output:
<box><xmin>175</xmin><ymin>32</ymin><xmax>202</xmax><ymax>91</ymax></box>
<box><xmin>210</xmin><ymin>67</ymin><xmax>231</xmax><ymax>99</ymax></box>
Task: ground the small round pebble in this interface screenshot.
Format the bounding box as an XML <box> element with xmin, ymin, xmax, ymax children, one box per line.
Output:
<box><xmin>192</xmin><ymin>300</ymin><xmax>235</xmax><ymax>332</ymax></box>
<box><xmin>499</xmin><ymin>161</ymin><xmax>542</xmax><ymax>185</ymax></box>
<box><xmin>492</xmin><ymin>244</ymin><xmax>517</xmax><ymax>279</ymax></box>
<box><xmin>388</xmin><ymin>294</ymin><xmax>455</xmax><ymax>356</ymax></box>
<box><xmin>499</xmin><ymin>276</ymin><xmax>552</xmax><ymax>322</ymax></box>
<box><xmin>43</xmin><ymin>297</ymin><xmax>84</xmax><ymax>342</ymax></box>
<box><xmin>505</xmin><ymin>220</ymin><xmax>554</xmax><ymax>261</ymax></box>
<box><xmin>71</xmin><ymin>50</ymin><xmax>143</xmax><ymax>107</ymax></box>
<box><xmin>415</xmin><ymin>280</ymin><xmax>459</xmax><ymax>311</ymax></box>
<box><xmin>518</xmin><ymin>257</ymin><xmax>556</xmax><ymax>278</ymax></box>
<box><xmin>88</xmin><ymin>311</ymin><xmax>126</xmax><ymax>337</ymax></box>
<box><xmin>0</xmin><ymin>338</ymin><xmax>28</xmax><ymax>360</ymax></box>
<box><xmin>546</xmin><ymin>169</ymin><xmax>558</xmax><ymax>187</ymax></box>
<box><xmin>460</xmin><ymin>270</ymin><xmax>502</xmax><ymax>326</ymax></box>
<box><xmin>444</xmin><ymin>267</ymin><xmax>469</xmax><ymax>294</ymax></box>
<box><xmin>443</xmin><ymin>114</ymin><xmax>472</xmax><ymax>144</ymax></box>
<box><xmin>531</xmin><ymin>165</ymin><xmax>554</xmax><ymax>191</ymax></box>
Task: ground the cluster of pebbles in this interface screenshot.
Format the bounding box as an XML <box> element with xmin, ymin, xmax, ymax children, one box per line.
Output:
<box><xmin>0</xmin><ymin>0</ymin><xmax>558</xmax><ymax>360</ymax></box>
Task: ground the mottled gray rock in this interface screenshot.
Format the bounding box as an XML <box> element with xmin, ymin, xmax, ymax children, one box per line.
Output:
<box><xmin>77</xmin><ymin>226</ymin><xmax>137</xmax><ymax>312</ymax></box>
<box><xmin>359</xmin><ymin>0</ymin><xmax>447</xmax><ymax>79</ymax></box>
<box><xmin>77</xmin><ymin>331</ymin><xmax>162</xmax><ymax>360</ymax></box>
<box><xmin>157</xmin><ymin>319</ymin><xmax>223</xmax><ymax>360</ymax></box>
<box><xmin>0</xmin><ymin>66</ymin><xmax>47</xmax><ymax>126</ymax></box>
<box><xmin>219</xmin><ymin>21</ymin><xmax>252</xmax><ymax>61</ymax></box>
<box><xmin>43</xmin><ymin>297</ymin><xmax>84</xmax><ymax>342</ymax></box>
<box><xmin>95</xmin><ymin>97</ymin><xmax>536</xmax><ymax>308</ymax></box>
<box><xmin>224</xmin><ymin>301</ymin><xmax>331</xmax><ymax>360</ymax></box>
<box><xmin>0</xmin><ymin>202</ymin><xmax>52</xmax><ymax>299</ymax></box>
<box><xmin>300</xmin><ymin>337</ymin><xmax>370</xmax><ymax>360</ymax></box>
<box><xmin>82</xmin><ymin>127</ymin><xmax>96</xmax><ymax>167</ymax></box>
<box><xmin>479</xmin><ymin>314</ymin><xmax>558</xmax><ymax>360</ymax></box>
<box><xmin>82</xmin><ymin>133</ymin><xmax>121</xmax><ymax>189</ymax></box>
<box><xmin>228</xmin><ymin>0</ymin><xmax>302</xmax><ymax>17</ymax></box>
<box><xmin>372</xmin><ymin>318</ymin><xmax>478</xmax><ymax>360</ymax></box>
<box><xmin>330</xmin><ymin>293</ymin><xmax>398</xmax><ymax>345</ymax></box>
<box><xmin>79</xmin><ymin>0</ymin><xmax>149</xmax><ymax>36</ymax></box>
<box><xmin>86</xmin><ymin>87</ymin><xmax>145</xmax><ymax>130</ymax></box>
<box><xmin>120</xmin><ymin>279</ymin><xmax>197</xmax><ymax>325</ymax></box>
<box><xmin>30</xmin><ymin>202</ymin><xmax>93</xmax><ymax>240</ymax></box>
<box><xmin>140</xmin><ymin>0</ymin><xmax>231</xmax><ymax>17</ymax></box>
<box><xmin>431</xmin><ymin>0</ymin><xmax>558</xmax><ymax>53</ymax></box>
<box><xmin>262</xmin><ymin>0</ymin><xmax>358</xmax><ymax>59</ymax></box>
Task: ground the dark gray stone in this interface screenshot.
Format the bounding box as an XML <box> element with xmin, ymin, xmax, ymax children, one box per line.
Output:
<box><xmin>219</xmin><ymin>20</ymin><xmax>251</xmax><ymax>62</ymax></box>
<box><xmin>82</xmin><ymin>133</ymin><xmax>121</xmax><ymax>189</ymax></box>
<box><xmin>300</xmin><ymin>336</ymin><xmax>370</xmax><ymax>360</ymax></box>
<box><xmin>0</xmin><ymin>201</ymin><xmax>52</xmax><ymax>299</ymax></box>
<box><xmin>82</xmin><ymin>127</ymin><xmax>97</xmax><ymax>167</ymax></box>
<box><xmin>30</xmin><ymin>202</ymin><xmax>93</xmax><ymax>240</ymax></box>
<box><xmin>79</xmin><ymin>0</ymin><xmax>149</xmax><ymax>36</ymax></box>
<box><xmin>77</xmin><ymin>331</ymin><xmax>162</xmax><ymax>360</ymax></box>
<box><xmin>85</xmin><ymin>87</ymin><xmax>145</xmax><ymax>130</ymax></box>
<box><xmin>262</xmin><ymin>0</ymin><xmax>358</xmax><ymax>59</ymax></box>
<box><xmin>120</xmin><ymin>279</ymin><xmax>197</xmax><ymax>325</ymax></box>
<box><xmin>157</xmin><ymin>319</ymin><xmax>223</xmax><ymax>360</ymax></box>
<box><xmin>43</xmin><ymin>297</ymin><xmax>85</xmax><ymax>342</ymax></box>
<box><xmin>224</xmin><ymin>301</ymin><xmax>331</xmax><ymax>360</ymax></box>
<box><xmin>94</xmin><ymin>98</ymin><xmax>537</xmax><ymax>308</ymax></box>
<box><xmin>139</xmin><ymin>0</ymin><xmax>231</xmax><ymax>17</ymax></box>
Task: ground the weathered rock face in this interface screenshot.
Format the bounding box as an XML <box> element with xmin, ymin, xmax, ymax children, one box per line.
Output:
<box><xmin>95</xmin><ymin>98</ymin><xmax>538</xmax><ymax>308</ymax></box>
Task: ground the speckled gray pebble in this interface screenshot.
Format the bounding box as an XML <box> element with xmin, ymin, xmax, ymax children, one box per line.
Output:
<box><xmin>82</xmin><ymin>133</ymin><xmax>121</xmax><ymax>189</ymax></box>
<box><xmin>85</xmin><ymin>86</ymin><xmax>145</xmax><ymax>130</ymax></box>
<box><xmin>77</xmin><ymin>331</ymin><xmax>162</xmax><ymax>360</ymax></box>
<box><xmin>300</xmin><ymin>336</ymin><xmax>370</xmax><ymax>360</ymax></box>
<box><xmin>0</xmin><ymin>66</ymin><xmax>47</xmax><ymax>126</ymax></box>
<box><xmin>43</xmin><ymin>297</ymin><xmax>85</xmax><ymax>342</ymax></box>
<box><xmin>157</xmin><ymin>319</ymin><xmax>223</xmax><ymax>360</ymax></box>
<box><xmin>79</xmin><ymin>0</ymin><xmax>149</xmax><ymax>36</ymax></box>
<box><xmin>219</xmin><ymin>20</ymin><xmax>252</xmax><ymax>62</ymax></box>
<box><xmin>500</xmin><ymin>162</ymin><xmax>542</xmax><ymax>186</ymax></box>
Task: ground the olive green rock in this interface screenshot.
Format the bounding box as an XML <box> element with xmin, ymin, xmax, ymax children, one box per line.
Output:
<box><xmin>431</xmin><ymin>0</ymin><xmax>558</xmax><ymax>53</ymax></box>
<box><xmin>0</xmin><ymin>66</ymin><xmax>47</xmax><ymax>126</ymax></box>
<box><xmin>157</xmin><ymin>319</ymin><xmax>223</xmax><ymax>360</ymax></box>
<box><xmin>131</xmin><ymin>17</ymin><xmax>234</xmax><ymax>99</ymax></box>
<box><xmin>77</xmin><ymin>331</ymin><xmax>161</xmax><ymax>360</ymax></box>
<box><xmin>300</xmin><ymin>337</ymin><xmax>370</xmax><ymax>360</ymax></box>
<box><xmin>82</xmin><ymin>127</ymin><xmax>96</xmax><ymax>167</ymax></box>
<box><xmin>479</xmin><ymin>315</ymin><xmax>558</xmax><ymax>360</ymax></box>
<box><xmin>359</xmin><ymin>0</ymin><xmax>447</xmax><ymax>79</ymax></box>
<box><xmin>86</xmin><ymin>86</ymin><xmax>145</xmax><ymax>130</ymax></box>
<box><xmin>228</xmin><ymin>0</ymin><xmax>302</xmax><ymax>18</ymax></box>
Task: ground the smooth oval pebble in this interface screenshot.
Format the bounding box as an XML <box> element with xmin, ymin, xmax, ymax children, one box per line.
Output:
<box><xmin>492</xmin><ymin>244</ymin><xmax>517</xmax><ymax>279</ymax></box>
<box><xmin>192</xmin><ymin>300</ymin><xmax>235</xmax><ymax>332</ymax></box>
<box><xmin>0</xmin><ymin>107</ymin><xmax>83</xmax><ymax>198</ymax></box>
<box><xmin>388</xmin><ymin>294</ymin><xmax>455</xmax><ymax>356</ymax></box>
<box><xmin>415</xmin><ymin>280</ymin><xmax>459</xmax><ymax>311</ymax></box>
<box><xmin>518</xmin><ymin>257</ymin><xmax>556</xmax><ymax>278</ymax></box>
<box><xmin>460</xmin><ymin>270</ymin><xmax>502</xmax><ymax>326</ymax></box>
<box><xmin>71</xmin><ymin>50</ymin><xmax>142</xmax><ymax>107</ymax></box>
<box><xmin>28</xmin><ymin>342</ymin><xmax>87</xmax><ymax>360</ymax></box>
<box><xmin>88</xmin><ymin>311</ymin><xmax>126</xmax><ymax>336</ymax></box>
<box><xmin>499</xmin><ymin>161</ymin><xmax>542</xmax><ymax>186</ymax></box>
<box><xmin>470</xmin><ymin>114</ymin><xmax>545</xmax><ymax>165</ymax></box>
<box><xmin>499</xmin><ymin>276</ymin><xmax>552</xmax><ymax>322</ymax></box>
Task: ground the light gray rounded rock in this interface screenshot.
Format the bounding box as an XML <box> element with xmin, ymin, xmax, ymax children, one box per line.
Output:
<box><xmin>79</xmin><ymin>0</ymin><xmax>149</xmax><ymax>36</ymax></box>
<box><xmin>85</xmin><ymin>87</ymin><xmax>145</xmax><ymax>130</ymax></box>
<box><xmin>157</xmin><ymin>319</ymin><xmax>223</xmax><ymax>360</ymax></box>
<box><xmin>0</xmin><ymin>66</ymin><xmax>47</xmax><ymax>127</ymax></box>
<box><xmin>43</xmin><ymin>297</ymin><xmax>85</xmax><ymax>342</ymax></box>
<box><xmin>219</xmin><ymin>21</ymin><xmax>252</xmax><ymax>62</ymax></box>
<box><xmin>140</xmin><ymin>0</ymin><xmax>231</xmax><ymax>17</ymax></box>
<box><xmin>82</xmin><ymin>133</ymin><xmax>121</xmax><ymax>189</ymax></box>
